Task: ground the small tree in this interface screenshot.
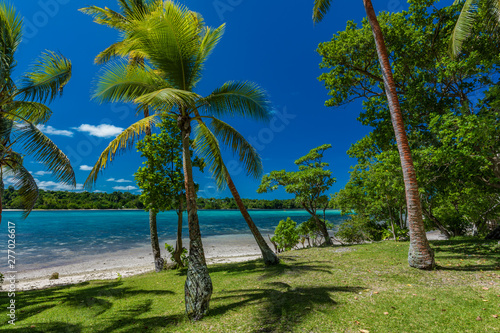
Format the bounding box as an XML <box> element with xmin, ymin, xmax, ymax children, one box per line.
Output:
<box><xmin>135</xmin><ymin>117</ymin><xmax>203</xmax><ymax>270</ymax></box>
<box><xmin>271</xmin><ymin>217</ymin><xmax>299</xmax><ymax>252</ymax></box>
<box><xmin>258</xmin><ymin>144</ymin><xmax>336</xmax><ymax>246</ymax></box>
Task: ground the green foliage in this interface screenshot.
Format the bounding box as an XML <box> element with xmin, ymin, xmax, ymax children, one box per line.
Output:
<box><xmin>165</xmin><ymin>243</ymin><xmax>188</xmax><ymax>268</ymax></box>
<box><xmin>297</xmin><ymin>217</ymin><xmax>333</xmax><ymax>247</ymax></box>
<box><xmin>381</xmin><ymin>224</ymin><xmax>409</xmax><ymax>241</ymax></box>
<box><xmin>271</xmin><ymin>217</ymin><xmax>300</xmax><ymax>252</ymax></box>
<box><xmin>335</xmin><ymin>215</ymin><xmax>384</xmax><ymax>244</ymax></box>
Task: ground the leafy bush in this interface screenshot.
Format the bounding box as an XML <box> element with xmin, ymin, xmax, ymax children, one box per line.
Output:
<box><xmin>335</xmin><ymin>215</ymin><xmax>383</xmax><ymax>244</ymax></box>
<box><xmin>271</xmin><ymin>217</ymin><xmax>300</xmax><ymax>252</ymax></box>
<box><xmin>297</xmin><ymin>217</ymin><xmax>334</xmax><ymax>247</ymax></box>
<box><xmin>165</xmin><ymin>243</ymin><xmax>188</xmax><ymax>268</ymax></box>
<box><xmin>382</xmin><ymin>223</ymin><xmax>409</xmax><ymax>241</ymax></box>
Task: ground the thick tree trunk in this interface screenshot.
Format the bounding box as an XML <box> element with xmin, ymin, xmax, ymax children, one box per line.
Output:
<box><xmin>363</xmin><ymin>0</ymin><xmax>435</xmax><ymax>269</ymax></box>
<box><xmin>225</xmin><ymin>171</ymin><xmax>279</xmax><ymax>265</ymax></box>
<box><xmin>149</xmin><ymin>210</ymin><xmax>165</xmax><ymax>272</ymax></box>
<box><xmin>179</xmin><ymin>115</ymin><xmax>212</xmax><ymax>321</ymax></box>
<box><xmin>174</xmin><ymin>199</ymin><xmax>184</xmax><ymax>268</ymax></box>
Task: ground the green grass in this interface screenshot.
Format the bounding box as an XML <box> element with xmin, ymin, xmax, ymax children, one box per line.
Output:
<box><xmin>1</xmin><ymin>238</ymin><xmax>500</xmax><ymax>332</ymax></box>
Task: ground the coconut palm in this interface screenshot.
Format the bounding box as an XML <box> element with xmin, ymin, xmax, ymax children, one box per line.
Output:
<box><xmin>449</xmin><ymin>0</ymin><xmax>500</xmax><ymax>57</ymax></box>
<box><xmin>0</xmin><ymin>3</ymin><xmax>75</xmax><ymax>224</ymax></box>
<box><xmin>81</xmin><ymin>0</ymin><xmax>167</xmax><ymax>272</ymax></box>
<box><xmin>313</xmin><ymin>0</ymin><xmax>435</xmax><ymax>269</ymax></box>
<box><xmin>83</xmin><ymin>2</ymin><xmax>275</xmax><ymax>319</ymax></box>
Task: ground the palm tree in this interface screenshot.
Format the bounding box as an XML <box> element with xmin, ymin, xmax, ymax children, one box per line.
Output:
<box><xmin>83</xmin><ymin>2</ymin><xmax>275</xmax><ymax>319</ymax></box>
<box><xmin>449</xmin><ymin>0</ymin><xmax>500</xmax><ymax>57</ymax></box>
<box><xmin>313</xmin><ymin>0</ymin><xmax>435</xmax><ymax>269</ymax></box>
<box><xmin>80</xmin><ymin>0</ymin><xmax>166</xmax><ymax>272</ymax></box>
<box><xmin>0</xmin><ymin>3</ymin><xmax>76</xmax><ymax>224</ymax></box>
<box><xmin>82</xmin><ymin>0</ymin><xmax>278</xmax><ymax>268</ymax></box>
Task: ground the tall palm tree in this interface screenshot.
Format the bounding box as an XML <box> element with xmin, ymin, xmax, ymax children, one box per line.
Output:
<box><xmin>0</xmin><ymin>3</ymin><xmax>76</xmax><ymax>224</ymax></box>
<box><xmin>449</xmin><ymin>0</ymin><xmax>500</xmax><ymax>57</ymax></box>
<box><xmin>81</xmin><ymin>0</ymin><xmax>166</xmax><ymax>272</ymax></box>
<box><xmin>84</xmin><ymin>2</ymin><xmax>275</xmax><ymax>319</ymax></box>
<box><xmin>82</xmin><ymin>0</ymin><xmax>278</xmax><ymax>268</ymax></box>
<box><xmin>313</xmin><ymin>0</ymin><xmax>435</xmax><ymax>269</ymax></box>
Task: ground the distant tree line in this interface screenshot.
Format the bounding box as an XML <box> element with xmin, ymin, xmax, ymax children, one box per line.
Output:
<box><xmin>1</xmin><ymin>186</ymin><xmax>303</xmax><ymax>210</ymax></box>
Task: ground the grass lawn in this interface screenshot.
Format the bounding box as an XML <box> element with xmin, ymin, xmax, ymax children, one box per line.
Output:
<box><xmin>1</xmin><ymin>238</ymin><xmax>499</xmax><ymax>332</ymax></box>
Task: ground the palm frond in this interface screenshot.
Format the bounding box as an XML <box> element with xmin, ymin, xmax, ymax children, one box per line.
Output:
<box><xmin>134</xmin><ymin>87</ymin><xmax>200</xmax><ymax>110</ymax></box>
<box><xmin>193</xmin><ymin>120</ymin><xmax>227</xmax><ymax>189</ymax></box>
<box><xmin>12</xmin><ymin>122</ymin><xmax>75</xmax><ymax>186</ymax></box>
<box><xmin>191</xmin><ymin>23</ymin><xmax>225</xmax><ymax>88</ymax></box>
<box><xmin>0</xmin><ymin>117</ymin><xmax>13</xmax><ymax>143</ymax></box>
<box><xmin>124</xmin><ymin>2</ymin><xmax>202</xmax><ymax>90</ymax></box>
<box><xmin>17</xmin><ymin>51</ymin><xmax>72</xmax><ymax>103</ymax></box>
<box><xmin>93</xmin><ymin>61</ymin><xmax>165</xmax><ymax>104</ymax></box>
<box><xmin>2</xmin><ymin>154</ymin><xmax>39</xmax><ymax>219</ymax></box>
<box><xmin>4</xmin><ymin>101</ymin><xmax>52</xmax><ymax>124</ymax></box>
<box><xmin>313</xmin><ymin>0</ymin><xmax>331</xmax><ymax>24</ymax></box>
<box><xmin>94</xmin><ymin>40</ymin><xmax>131</xmax><ymax>65</ymax></box>
<box><xmin>0</xmin><ymin>2</ymin><xmax>23</xmax><ymax>71</ymax></box>
<box><xmin>79</xmin><ymin>6</ymin><xmax>127</xmax><ymax>30</ymax></box>
<box><xmin>84</xmin><ymin>115</ymin><xmax>158</xmax><ymax>189</ymax></box>
<box><xmin>208</xmin><ymin>117</ymin><xmax>263</xmax><ymax>179</ymax></box>
<box><xmin>450</xmin><ymin>0</ymin><xmax>479</xmax><ymax>57</ymax></box>
<box><xmin>199</xmin><ymin>81</ymin><xmax>271</xmax><ymax>121</ymax></box>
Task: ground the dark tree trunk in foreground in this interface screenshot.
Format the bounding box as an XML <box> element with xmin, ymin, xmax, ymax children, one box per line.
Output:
<box><xmin>225</xmin><ymin>171</ymin><xmax>279</xmax><ymax>265</ymax></box>
<box><xmin>149</xmin><ymin>210</ymin><xmax>165</xmax><ymax>272</ymax></box>
<box><xmin>363</xmin><ymin>0</ymin><xmax>435</xmax><ymax>269</ymax></box>
<box><xmin>179</xmin><ymin>115</ymin><xmax>212</xmax><ymax>321</ymax></box>
<box><xmin>174</xmin><ymin>199</ymin><xmax>184</xmax><ymax>267</ymax></box>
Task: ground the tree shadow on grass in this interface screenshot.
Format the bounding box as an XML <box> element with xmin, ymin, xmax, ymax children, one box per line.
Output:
<box><xmin>4</xmin><ymin>322</ymin><xmax>82</xmax><ymax>333</ymax></box>
<box><xmin>210</xmin><ymin>282</ymin><xmax>364</xmax><ymax>332</ymax></box>
<box><xmin>431</xmin><ymin>238</ymin><xmax>500</xmax><ymax>272</ymax></box>
<box><xmin>4</xmin><ymin>280</ymin><xmax>175</xmax><ymax>328</ymax></box>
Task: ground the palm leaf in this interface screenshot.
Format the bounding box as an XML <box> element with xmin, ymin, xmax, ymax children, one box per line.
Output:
<box><xmin>190</xmin><ymin>23</ymin><xmax>225</xmax><ymax>88</ymax></box>
<box><xmin>93</xmin><ymin>61</ymin><xmax>166</xmax><ymax>104</ymax></box>
<box><xmin>193</xmin><ymin>120</ymin><xmax>227</xmax><ymax>189</ymax></box>
<box><xmin>84</xmin><ymin>115</ymin><xmax>159</xmax><ymax>189</ymax></box>
<box><xmin>79</xmin><ymin>6</ymin><xmax>127</xmax><ymax>30</ymax></box>
<box><xmin>208</xmin><ymin>117</ymin><xmax>263</xmax><ymax>179</ymax></box>
<box><xmin>313</xmin><ymin>0</ymin><xmax>332</xmax><ymax>24</ymax></box>
<box><xmin>2</xmin><ymin>154</ymin><xmax>39</xmax><ymax>219</ymax></box>
<box><xmin>12</xmin><ymin>121</ymin><xmax>75</xmax><ymax>186</ymax></box>
<box><xmin>0</xmin><ymin>2</ymin><xmax>23</xmax><ymax>72</ymax></box>
<box><xmin>450</xmin><ymin>0</ymin><xmax>479</xmax><ymax>57</ymax></box>
<box><xmin>17</xmin><ymin>51</ymin><xmax>72</xmax><ymax>103</ymax></box>
<box><xmin>4</xmin><ymin>101</ymin><xmax>52</xmax><ymax>124</ymax></box>
<box><xmin>199</xmin><ymin>81</ymin><xmax>271</xmax><ymax>121</ymax></box>
<box><xmin>134</xmin><ymin>87</ymin><xmax>200</xmax><ymax>110</ymax></box>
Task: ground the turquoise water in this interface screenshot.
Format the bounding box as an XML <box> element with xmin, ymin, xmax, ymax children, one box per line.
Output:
<box><xmin>0</xmin><ymin>210</ymin><xmax>345</xmax><ymax>271</ymax></box>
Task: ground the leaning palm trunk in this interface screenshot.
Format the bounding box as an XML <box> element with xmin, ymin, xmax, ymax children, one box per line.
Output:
<box><xmin>225</xmin><ymin>171</ymin><xmax>279</xmax><ymax>265</ymax></box>
<box><xmin>363</xmin><ymin>0</ymin><xmax>435</xmax><ymax>269</ymax></box>
<box><xmin>180</xmin><ymin>115</ymin><xmax>212</xmax><ymax>320</ymax></box>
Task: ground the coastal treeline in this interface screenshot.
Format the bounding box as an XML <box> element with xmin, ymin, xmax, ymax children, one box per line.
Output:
<box><xmin>1</xmin><ymin>186</ymin><xmax>301</xmax><ymax>210</ymax></box>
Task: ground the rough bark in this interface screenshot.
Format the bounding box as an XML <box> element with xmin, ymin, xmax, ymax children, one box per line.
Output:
<box><xmin>173</xmin><ymin>199</ymin><xmax>184</xmax><ymax>268</ymax></box>
<box><xmin>226</xmin><ymin>171</ymin><xmax>279</xmax><ymax>265</ymax></box>
<box><xmin>179</xmin><ymin>115</ymin><xmax>212</xmax><ymax>321</ymax></box>
<box><xmin>149</xmin><ymin>210</ymin><xmax>165</xmax><ymax>272</ymax></box>
<box><xmin>363</xmin><ymin>0</ymin><xmax>435</xmax><ymax>269</ymax></box>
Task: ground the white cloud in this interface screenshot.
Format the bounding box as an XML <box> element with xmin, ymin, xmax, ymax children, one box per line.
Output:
<box><xmin>37</xmin><ymin>125</ymin><xmax>74</xmax><ymax>137</ymax></box>
<box><xmin>93</xmin><ymin>190</ymin><xmax>104</xmax><ymax>193</ymax></box>
<box><xmin>113</xmin><ymin>186</ymin><xmax>137</xmax><ymax>191</ymax></box>
<box><xmin>74</xmin><ymin>124</ymin><xmax>123</xmax><ymax>138</ymax></box>
<box><xmin>37</xmin><ymin>181</ymin><xmax>84</xmax><ymax>191</ymax></box>
<box><xmin>79</xmin><ymin>165</ymin><xmax>93</xmax><ymax>171</ymax></box>
<box><xmin>107</xmin><ymin>178</ymin><xmax>132</xmax><ymax>183</ymax></box>
<box><xmin>34</xmin><ymin>171</ymin><xmax>52</xmax><ymax>176</ymax></box>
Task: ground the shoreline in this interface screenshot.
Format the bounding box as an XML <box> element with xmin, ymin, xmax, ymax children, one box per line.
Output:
<box><xmin>2</xmin><ymin>234</ymin><xmax>267</xmax><ymax>291</ymax></box>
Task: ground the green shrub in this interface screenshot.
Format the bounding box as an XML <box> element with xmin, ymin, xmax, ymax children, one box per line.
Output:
<box><xmin>271</xmin><ymin>217</ymin><xmax>300</xmax><ymax>252</ymax></box>
<box><xmin>297</xmin><ymin>217</ymin><xmax>334</xmax><ymax>247</ymax></box>
<box><xmin>335</xmin><ymin>215</ymin><xmax>383</xmax><ymax>243</ymax></box>
<box><xmin>165</xmin><ymin>243</ymin><xmax>188</xmax><ymax>268</ymax></box>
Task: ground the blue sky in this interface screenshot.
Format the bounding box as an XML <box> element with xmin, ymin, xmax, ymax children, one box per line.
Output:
<box><xmin>10</xmin><ymin>0</ymin><xmax>414</xmax><ymax>199</ymax></box>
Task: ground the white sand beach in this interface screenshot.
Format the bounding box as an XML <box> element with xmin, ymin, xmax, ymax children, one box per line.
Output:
<box><xmin>2</xmin><ymin>231</ymin><xmax>448</xmax><ymax>291</ymax></box>
<box><xmin>4</xmin><ymin>234</ymin><xmax>267</xmax><ymax>291</ymax></box>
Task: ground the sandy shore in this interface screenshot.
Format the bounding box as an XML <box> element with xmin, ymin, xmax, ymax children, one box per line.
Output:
<box><xmin>1</xmin><ymin>231</ymin><xmax>448</xmax><ymax>292</ymax></box>
<box><xmin>2</xmin><ymin>234</ymin><xmax>267</xmax><ymax>291</ymax></box>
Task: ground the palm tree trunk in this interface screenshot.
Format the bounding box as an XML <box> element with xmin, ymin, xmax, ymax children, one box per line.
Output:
<box><xmin>363</xmin><ymin>0</ymin><xmax>435</xmax><ymax>269</ymax></box>
<box><xmin>149</xmin><ymin>210</ymin><xmax>164</xmax><ymax>272</ymax></box>
<box><xmin>225</xmin><ymin>171</ymin><xmax>279</xmax><ymax>265</ymax></box>
<box><xmin>179</xmin><ymin>115</ymin><xmax>212</xmax><ymax>321</ymax></box>
<box><xmin>174</xmin><ymin>198</ymin><xmax>184</xmax><ymax>267</ymax></box>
